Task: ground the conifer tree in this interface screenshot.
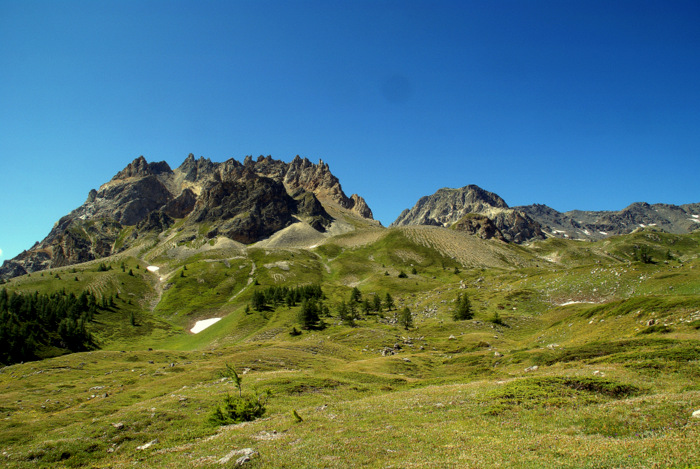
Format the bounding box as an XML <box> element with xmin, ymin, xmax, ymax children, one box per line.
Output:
<box><xmin>373</xmin><ymin>294</ymin><xmax>383</xmax><ymax>312</ymax></box>
<box><xmin>384</xmin><ymin>293</ymin><xmax>395</xmax><ymax>311</ymax></box>
<box><xmin>350</xmin><ymin>287</ymin><xmax>362</xmax><ymax>303</ymax></box>
<box><xmin>338</xmin><ymin>300</ymin><xmax>354</xmax><ymax>326</ymax></box>
<box><xmin>453</xmin><ymin>292</ymin><xmax>473</xmax><ymax>320</ymax></box>
<box><xmin>398</xmin><ymin>307</ymin><xmax>413</xmax><ymax>330</ymax></box>
<box><xmin>299</xmin><ymin>298</ymin><xmax>320</xmax><ymax>329</ymax></box>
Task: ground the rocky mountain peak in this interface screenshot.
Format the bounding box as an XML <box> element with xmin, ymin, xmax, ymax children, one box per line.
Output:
<box><xmin>176</xmin><ymin>153</ymin><xmax>217</xmax><ymax>183</ymax></box>
<box><xmin>1</xmin><ymin>153</ymin><xmax>375</xmax><ymax>280</ymax></box>
<box><xmin>113</xmin><ymin>156</ymin><xmax>172</xmax><ymax>180</ymax></box>
<box><xmin>392</xmin><ymin>184</ymin><xmax>544</xmax><ymax>243</ymax></box>
<box><xmin>392</xmin><ymin>185</ymin><xmax>510</xmax><ymax>227</ymax></box>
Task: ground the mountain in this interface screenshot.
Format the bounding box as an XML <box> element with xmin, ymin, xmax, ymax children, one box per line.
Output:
<box><xmin>0</xmin><ymin>154</ymin><xmax>375</xmax><ymax>280</ymax></box>
<box><xmin>517</xmin><ymin>202</ymin><xmax>700</xmax><ymax>240</ymax></box>
<box><xmin>391</xmin><ymin>185</ymin><xmax>545</xmax><ymax>243</ymax></box>
<box><xmin>1</xmin><ymin>157</ymin><xmax>699</xmax><ymax>468</ymax></box>
<box><xmin>392</xmin><ymin>185</ymin><xmax>699</xmax><ymax>243</ymax></box>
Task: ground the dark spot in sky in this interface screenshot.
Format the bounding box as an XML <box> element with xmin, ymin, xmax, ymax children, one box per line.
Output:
<box><xmin>381</xmin><ymin>74</ymin><xmax>412</xmax><ymax>104</ymax></box>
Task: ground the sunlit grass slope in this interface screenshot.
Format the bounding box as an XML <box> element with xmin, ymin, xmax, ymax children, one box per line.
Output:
<box><xmin>1</xmin><ymin>226</ymin><xmax>698</xmax><ymax>467</ymax></box>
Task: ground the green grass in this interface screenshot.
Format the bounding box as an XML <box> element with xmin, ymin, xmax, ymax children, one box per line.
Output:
<box><xmin>1</xmin><ymin>228</ymin><xmax>699</xmax><ymax>467</ymax></box>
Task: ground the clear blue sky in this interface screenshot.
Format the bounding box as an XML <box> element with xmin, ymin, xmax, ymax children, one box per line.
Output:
<box><xmin>1</xmin><ymin>0</ymin><xmax>699</xmax><ymax>262</ymax></box>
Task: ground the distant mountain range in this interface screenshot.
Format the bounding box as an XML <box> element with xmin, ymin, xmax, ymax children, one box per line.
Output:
<box><xmin>391</xmin><ymin>184</ymin><xmax>699</xmax><ymax>242</ymax></box>
<box><xmin>1</xmin><ymin>155</ymin><xmax>698</xmax><ymax>280</ymax></box>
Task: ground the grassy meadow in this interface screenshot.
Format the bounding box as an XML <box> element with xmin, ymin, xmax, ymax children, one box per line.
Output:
<box><xmin>1</xmin><ymin>226</ymin><xmax>699</xmax><ymax>467</ymax></box>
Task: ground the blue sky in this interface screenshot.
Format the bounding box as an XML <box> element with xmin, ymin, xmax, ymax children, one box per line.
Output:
<box><xmin>1</xmin><ymin>0</ymin><xmax>699</xmax><ymax>262</ymax></box>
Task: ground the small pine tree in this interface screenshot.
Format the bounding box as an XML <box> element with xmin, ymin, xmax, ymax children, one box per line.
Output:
<box><xmin>453</xmin><ymin>293</ymin><xmax>473</xmax><ymax>320</ymax></box>
<box><xmin>411</xmin><ymin>267</ymin><xmax>417</xmax><ymax>275</ymax></box>
<box><xmin>338</xmin><ymin>300</ymin><xmax>354</xmax><ymax>326</ymax></box>
<box><xmin>454</xmin><ymin>266</ymin><xmax>461</xmax><ymax>274</ymax></box>
<box><xmin>384</xmin><ymin>293</ymin><xmax>395</xmax><ymax>311</ymax></box>
<box><xmin>489</xmin><ymin>312</ymin><xmax>505</xmax><ymax>326</ymax></box>
<box><xmin>299</xmin><ymin>298</ymin><xmax>320</xmax><ymax>330</ymax></box>
<box><xmin>130</xmin><ymin>311</ymin><xmax>136</xmax><ymax>326</ymax></box>
<box><xmin>350</xmin><ymin>287</ymin><xmax>362</xmax><ymax>303</ymax></box>
<box><xmin>128</xmin><ymin>269</ymin><xmax>134</xmax><ymax>276</ymax></box>
<box><xmin>223</xmin><ymin>364</ymin><xmax>243</xmax><ymax>397</ymax></box>
<box><xmin>251</xmin><ymin>291</ymin><xmax>266</xmax><ymax>312</ymax></box>
<box><xmin>373</xmin><ymin>294</ymin><xmax>383</xmax><ymax>312</ymax></box>
<box><xmin>398</xmin><ymin>271</ymin><xmax>408</xmax><ymax>278</ymax></box>
<box><xmin>398</xmin><ymin>307</ymin><xmax>413</xmax><ymax>330</ymax></box>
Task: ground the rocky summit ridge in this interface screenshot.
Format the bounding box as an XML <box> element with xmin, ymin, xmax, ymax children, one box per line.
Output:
<box><xmin>392</xmin><ymin>185</ymin><xmax>699</xmax><ymax>244</ymax></box>
<box><xmin>390</xmin><ymin>185</ymin><xmax>546</xmax><ymax>243</ymax></box>
<box><xmin>1</xmin><ymin>154</ymin><xmax>374</xmax><ymax>279</ymax></box>
<box><xmin>2</xmin><ymin>154</ymin><xmax>699</xmax><ymax>280</ymax></box>
<box><xmin>516</xmin><ymin>202</ymin><xmax>700</xmax><ymax>240</ymax></box>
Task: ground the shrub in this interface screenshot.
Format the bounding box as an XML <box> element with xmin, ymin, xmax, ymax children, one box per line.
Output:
<box><xmin>209</xmin><ymin>394</ymin><xmax>267</xmax><ymax>426</ymax></box>
<box><xmin>489</xmin><ymin>312</ymin><xmax>505</xmax><ymax>326</ymax></box>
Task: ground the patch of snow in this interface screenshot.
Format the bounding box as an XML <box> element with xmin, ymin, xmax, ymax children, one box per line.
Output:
<box><xmin>309</xmin><ymin>244</ymin><xmax>318</xmax><ymax>248</ymax></box>
<box><xmin>191</xmin><ymin>318</ymin><xmax>221</xmax><ymax>334</ymax></box>
<box><xmin>582</xmin><ymin>229</ymin><xmax>591</xmax><ymax>235</ymax></box>
<box><xmin>690</xmin><ymin>218</ymin><xmax>700</xmax><ymax>224</ymax></box>
<box><xmin>146</xmin><ymin>265</ymin><xmax>160</xmax><ymax>273</ymax></box>
<box><xmin>599</xmin><ymin>231</ymin><xmax>608</xmax><ymax>236</ymax></box>
<box><xmin>559</xmin><ymin>300</ymin><xmax>595</xmax><ymax>306</ymax></box>
<box><xmin>639</xmin><ymin>224</ymin><xmax>646</xmax><ymax>228</ymax></box>
<box><xmin>692</xmin><ymin>214</ymin><xmax>699</xmax><ymax>218</ymax></box>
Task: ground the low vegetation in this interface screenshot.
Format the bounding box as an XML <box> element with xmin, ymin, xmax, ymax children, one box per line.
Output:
<box><xmin>0</xmin><ymin>227</ymin><xmax>698</xmax><ymax>467</ymax></box>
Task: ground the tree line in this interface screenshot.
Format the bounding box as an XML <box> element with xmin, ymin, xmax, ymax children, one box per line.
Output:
<box><xmin>0</xmin><ymin>288</ymin><xmax>101</xmax><ymax>365</ymax></box>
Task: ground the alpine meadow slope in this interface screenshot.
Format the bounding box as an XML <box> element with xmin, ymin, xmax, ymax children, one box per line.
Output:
<box><xmin>0</xmin><ymin>154</ymin><xmax>699</xmax><ymax>468</ymax></box>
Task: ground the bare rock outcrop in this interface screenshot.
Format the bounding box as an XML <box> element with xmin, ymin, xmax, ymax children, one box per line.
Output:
<box><xmin>391</xmin><ymin>185</ymin><xmax>544</xmax><ymax>243</ymax></box>
<box><xmin>1</xmin><ymin>154</ymin><xmax>373</xmax><ymax>279</ymax></box>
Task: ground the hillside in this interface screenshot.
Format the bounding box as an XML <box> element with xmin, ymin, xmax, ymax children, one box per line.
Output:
<box><xmin>1</xmin><ymin>222</ymin><xmax>699</xmax><ymax>468</ymax></box>
<box><xmin>1</xmin><ymin>155</ymin><xmax>699</xmax><ymax>467</ymax></box>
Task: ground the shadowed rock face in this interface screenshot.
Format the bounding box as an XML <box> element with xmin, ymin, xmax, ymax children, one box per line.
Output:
<box><xmin>189</xmin><ymin>170</ymin><xmax>299</xmax><ymax>244</ymax></box>
<box><xmin>451</xmin><ymin>214</ymin><xmax>507</xmax><ymax>242</ymax></box>
<box><xmin>1</xmin><ymin>154</ymin><xmax>373</xmax><ymax>279</ymax></box>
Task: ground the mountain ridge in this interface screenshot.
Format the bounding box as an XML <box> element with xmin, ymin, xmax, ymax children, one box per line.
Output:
<box><xmin>393</xmin><ymin>184</ymin><xmax>699</xmax><ymax>243</ymax></box>
<box><xmin>2</xmin><ymin>155</ymin><xmax>698</xmax><ymax>280</ymax></box>
<box><xmin>1</xmin><ymin>154</ymin><xmax>375</xmax><ymax>279</ymax></box>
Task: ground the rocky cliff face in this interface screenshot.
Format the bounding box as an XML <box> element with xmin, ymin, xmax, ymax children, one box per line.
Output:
<box><xmin>451</xmin><ymin>214</ymin><xmax>506</xmax><ymax>242</ymax></box>
<box><xmin>1</xmin><ymin>154</ymin><xmax>374</xmax><ymax>279</ymax></box>
<box><xmin>517</xmin><ymin>202</ymin><xmax>700</xmax><ymax>240</ymax></box>
<box><xmin>391</xmin><ymin>185</ymin><xmax>545</xmax><ymax>243</ymax></box>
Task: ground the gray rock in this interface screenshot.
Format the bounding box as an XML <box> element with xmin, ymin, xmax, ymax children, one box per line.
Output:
<box><xmin>136</xmin><ymin>439</ymin><xmax>158</xmax><ymax>450</ymax></box>
<box><xmin>218</xmin><ymin>448</ymin><xmax>259</xmax><ymax>465</ymax></box>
